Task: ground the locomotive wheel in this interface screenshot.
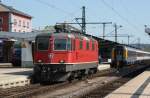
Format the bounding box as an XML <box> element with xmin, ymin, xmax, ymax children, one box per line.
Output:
<box><xmin>68</xmin><ymin>72</ymin><xmax>75</xmax><ymax>83</ymax></box>
<box><xmin>32</xmin><ymin>66</ymin><xmax>41</xmax><ymax>83</ymax></box>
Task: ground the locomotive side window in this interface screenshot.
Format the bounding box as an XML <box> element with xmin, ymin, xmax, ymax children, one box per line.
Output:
<box><xmin>86</xmin><ymin>41</ymin><xmax>89</xmax><ymax>50</ymax></box>
<box><xmin>67</xmin><ymin>38</ymin><xmax>71</xmax><ymax>50</ymax></box>
<box><xmin>79</xmin><ymin>40</ymin><xmax>83</xmax><ymax>50</ymax></box>
<box><xmin>92</xmin><ymin>41</ymin><xmax>95</xmax><ymax>50</ymax></box>
<box><xmin>54</xmin><ymin>39</ymin><xmax>67</xmax><ymax>50</ymax></box>
<box><xmin>72</xmin><ymin>39</ymin><xmax>75</xmax><ymax>50</ymax></box>
<box><xmin>37</xmin><ymin>37</ymin><xmax>49</xmax><ymax>50</ymax></box>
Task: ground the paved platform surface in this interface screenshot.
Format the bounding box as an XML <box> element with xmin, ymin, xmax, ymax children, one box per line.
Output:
<box><xmin>0</xmin><ymin>68</ymin><xmax>32</xmax><ymax>88</ymax></box>
<box><xmin>0</xmin><ymin>64</ymin><xmax>109</xmax><ymax>89</ymax></box>
<box><xmin>105</xmin><ymin>67</ymin><xmax>150</xmax><ymax>98</ymax></box>
<box><xmin>98</xmin><ymin>64</ymin><xmax>110</xmax><ymax>71</ymax></box>
<box><xmin>0</xmin><ymin>63</ymin><xmax>13</xmax><ymax>67</ymax></box>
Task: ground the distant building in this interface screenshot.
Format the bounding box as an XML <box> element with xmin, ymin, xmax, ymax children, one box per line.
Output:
<box><xmin>0</xmin><ymin>3</ymin><xmax>32</xmax><ymax>32</ymax></box>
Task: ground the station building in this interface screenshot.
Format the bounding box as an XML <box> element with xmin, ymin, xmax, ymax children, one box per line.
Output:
<box><xmin>0</xmin><ymin>3</ymin><xmax>33</xmax><ymax>67</ymax></box>
<box><xmin>0</xmin><ymin>3</ymin><xmax>32</xmax><ymax>32</ymax></box>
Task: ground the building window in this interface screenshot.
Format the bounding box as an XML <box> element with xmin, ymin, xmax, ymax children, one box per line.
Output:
<box><xmin>0</xmin><ymin>28</ymin><xmax>2</xmax><ymax>31</ymax></box>
<box><xmin>19</xmin><ymin>20</ymin><xmax>21</xmax><ymax>26</ymax></box>
<box><xmin>27</xmin><ymin>22</ymin><xmax>29</xmax><ymax>28</ymax></box>
<box><xmin>14</xmin><ymin>19</ymin><xmax>17</xmax><ymax>25</ymax></box>
<box><xmin>0</xmin><ymin>17</ymin><xmax>3</xmax><ymax>25</ymax></box>
<box><xmin>23</xmin><ymin>21</ymin><xmax>25</xmax><ymax>28</ymax></box>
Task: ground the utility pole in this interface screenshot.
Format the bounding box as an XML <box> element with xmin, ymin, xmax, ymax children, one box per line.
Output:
<box><xmin>57</xmin><ymin>6</ymin><xmax>112</xmax><ymax>36</ymax></box>
<box><xmin>82</xmin><ymin>6</ymin><xmax>86</xmax><ymax>33</ymax></box>
<box><xmin>102</xmin><ymin>22</ymin><xmax>112</xmax><ymax>39</ymax></box>
<box><xmin>128</xmin><ymin>35</ymin><xmax>130</xmax><ymax>45</ymax></box>
<box><xmin>114</xmin><ymin>23</ymin><xmax>117</xmax><ymax>43</ymax></box>
<box><xmin>138</xmin><ymin>38</ymin><xmax>140</xmax><ymax>48</ymax></box>
<box><xmin>114</xmin><ymin>23</ymin><xmax>122</xmax><ymax>43</ymax></box>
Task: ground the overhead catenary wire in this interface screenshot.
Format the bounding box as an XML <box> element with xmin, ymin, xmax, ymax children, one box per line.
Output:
<box><xmin>101</xmin><ymin>0</ymin><xmax>141</xmax><ymax>33</ymax></box>
<box><xmin>34</xmin><ymin>0</ymin><xmax>76</xmax><ymax>18</ymax></box>
<box><xmin>119</xmin><ymin>0</ymin><xmax>141</xmax><ymax>27</ymax></box>
<box><xmin>34</xmin><ymin>0</ymin><xmax>83</xmax><ymax>26</ymax></box>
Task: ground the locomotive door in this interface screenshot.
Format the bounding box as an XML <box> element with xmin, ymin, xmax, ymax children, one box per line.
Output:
<box><xmin>48</xmin><ymin>38</ymin><xmax>53</xmax><ymax>63</ymax></box>
<box><xmin>36</xmin><ymin>36</ymin><xmax>52</xmax><ymax>63</ymax></box>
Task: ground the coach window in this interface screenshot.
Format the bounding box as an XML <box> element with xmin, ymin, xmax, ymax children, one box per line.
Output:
<box><xmin>92</xmin><ymin>41</ymin><xmax>95</xmax><ymax>50</ymax></box>
<box><xmin>79</xmin><ymin>40</ymin><xmax>83</xmax><ymax>50</ymax></box>
<box><xmin>54</xmin><ymin>39</ymin><xmax>67</xmax><ymax>50</ymax></box>
<box><xmin>86</xmin><ymin>41</ymin><xmax>89</xmax><ymax>50</ymax></box>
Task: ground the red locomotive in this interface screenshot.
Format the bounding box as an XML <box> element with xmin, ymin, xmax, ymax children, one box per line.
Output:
<box><xmin>33</xmin><ymin>32</ymin><xmax>98</xmax><ymax>82</ymax></box>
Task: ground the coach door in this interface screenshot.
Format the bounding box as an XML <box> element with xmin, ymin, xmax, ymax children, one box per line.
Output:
<box><xmin>115</xmin><ymin>47</ymin><xmax>123</xmax><ymax>61</ymax></box>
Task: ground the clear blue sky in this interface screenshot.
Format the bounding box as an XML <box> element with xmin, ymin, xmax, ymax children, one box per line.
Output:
<box><xmin>3</xmin><ymin>0</ymin><xmax>150</xmax><ymax>44</ymax></box>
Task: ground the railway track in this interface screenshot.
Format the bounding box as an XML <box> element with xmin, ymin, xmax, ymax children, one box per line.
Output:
<box><xmin>0</xmin><ymin>82</ymin><xmax>70</xmax><ymax>98</ymax></box>
<box><xmin>0</xmin><ymin>68</ymin><xmax>115</xmax><ymax>98</ymax></box>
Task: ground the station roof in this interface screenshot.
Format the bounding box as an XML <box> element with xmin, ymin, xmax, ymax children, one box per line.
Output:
<box><xmin>80</xmin><ymin>33</ymin><xmax>119</xmax><ymax>47</ymax></box>
<box><xmin>0</xmin><ymin>31</ymin><xmax>119</xmax><ymax>47</ymax></box>
<box><xmin>0</xmin><ymin>3</ymin><xmax>32</xmax><ymax>18</ymax></box>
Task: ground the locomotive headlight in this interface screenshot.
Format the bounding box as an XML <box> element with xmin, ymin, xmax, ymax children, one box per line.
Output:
<box><xmin>59</xmin><ymin>60</ymin><xmax>65</xmax><ymax>63</ymax></box>
<box><xmin>38</xmin><ymin>59</ymin><xmax>42</xmax><ymax>63</ymax></box>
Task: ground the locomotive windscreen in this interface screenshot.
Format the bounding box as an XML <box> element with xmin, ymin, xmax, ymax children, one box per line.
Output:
<box><xmin>37</xmin><ymin>37</ymin><xmax>49</xmax><ymax>50</ymax></box>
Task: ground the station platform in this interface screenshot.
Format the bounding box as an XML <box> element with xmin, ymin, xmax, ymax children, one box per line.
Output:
<box><xmin>0</xmin><ymin>68</ymin><xmax>32</xmax><ymax>88</ymax></box>
<box><xmin>0</xmin><ymin>63</ymin><xmax>13</xmax><ymax>67</ymax></box>
<box><xmin>105</xmin><ymin>67</ymin><xmax>150</xmax><ymax>98</ymax></box>
<box><xmin>0</xmin><ymin>64</ymin><xmax>109</xmax><ymax>89</ymax></box>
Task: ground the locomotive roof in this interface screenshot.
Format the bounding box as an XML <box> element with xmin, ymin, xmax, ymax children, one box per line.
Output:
<box><xmin>36</xmin><ymin>32</ymin><xmax>96</xmax><ymax>41</ymax></box>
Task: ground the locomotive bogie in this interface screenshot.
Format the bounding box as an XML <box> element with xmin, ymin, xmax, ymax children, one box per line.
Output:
<box><xmin>33</xmin><ymin>63</ymin><xmax>98</xmax><ymax>82</ymax></box>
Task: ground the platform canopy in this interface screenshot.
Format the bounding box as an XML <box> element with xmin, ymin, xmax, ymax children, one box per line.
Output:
<box><xmin>0</xmin><ymin>32</ymin><xmax>44</xmax><ymax>41</ymax></box>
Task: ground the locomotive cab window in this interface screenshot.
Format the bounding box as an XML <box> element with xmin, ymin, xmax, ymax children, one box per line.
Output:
<box><xmin>37</xmin><ymin>37</ymin><xmax>49</xmax><ymax>50</ymax></box>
